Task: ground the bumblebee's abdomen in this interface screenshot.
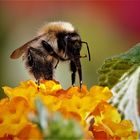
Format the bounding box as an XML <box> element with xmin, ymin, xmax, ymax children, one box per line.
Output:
<box><xmin>26</xmin><ymin>47</ymin><xmax>54</xmax><ymax>80</ymax></box>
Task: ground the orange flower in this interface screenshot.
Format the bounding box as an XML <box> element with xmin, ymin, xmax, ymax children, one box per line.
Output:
<box><xmin>1</xmin><ymin>80</ymin><xmax>138</xmax><ymax>139</ymax></box>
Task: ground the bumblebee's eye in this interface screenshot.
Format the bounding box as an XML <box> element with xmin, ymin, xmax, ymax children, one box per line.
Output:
<box><xmin>65</xmin><ymin>35</ymin><xmax>81</xmax><ymax>44</ymax></box>
<box><xmin>65</xmin><ymin>33</ymin><xmax>81</xmax><ymax>41</ymax></box>
<box><xmin>70</xmin><ymin>36</ymin><xmax>81</xmax><ymax>42</ymax></box>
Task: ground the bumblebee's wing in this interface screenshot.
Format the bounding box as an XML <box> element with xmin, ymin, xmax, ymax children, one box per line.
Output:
<box><xmin>10</xmin><ymin>33</ymin><xmax>46</xmax><ymax>59</ymax></box>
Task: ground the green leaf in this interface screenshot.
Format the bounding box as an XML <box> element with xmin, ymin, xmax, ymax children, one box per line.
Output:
<box><xmin>98</xmin><ymin>43</ymin><xmax>140</xmax><ymax>134</ymax></box>
<box><xmin>98</xmin><ymin>43</ymin><xmax>140</xmax><ymax>88</ymax></box>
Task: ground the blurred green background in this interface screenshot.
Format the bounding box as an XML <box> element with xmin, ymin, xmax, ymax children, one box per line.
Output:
<box><xmin>0</xmin><ymin>1</ymin><xmax>140</xmax><ymax>98</ymax></box>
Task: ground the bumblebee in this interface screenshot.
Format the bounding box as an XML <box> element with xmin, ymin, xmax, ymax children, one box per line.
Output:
<box><xmin>10</xmin><ymin>21</ymin><xmax>91</xmax><ymax>89</ymax></box>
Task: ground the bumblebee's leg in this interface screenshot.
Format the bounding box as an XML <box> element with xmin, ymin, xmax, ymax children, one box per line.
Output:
<box><xmin>42</xmin><ymin>40</ymin><xmax>54</xmax><ymax>55</ymax></box>
<box><xmin>70</xmin><ymin>61</ymin><xmax>77</xmax><ymax>86</ymax></box>
<box><xmin>42</xmin><ymin>40</ymin><xmax>70</xmax><ymax>61</ymax></box>
<box><xmin>78</xmin><ymin>66</ymin><xmax>82</xmax><ymax>90</ymax></box>
<box><xmin>35</xmin><ymin>80</ymin><xmax>40</xmax><ymax>91</ymax></box>
<box><xmin>54</xmin><ymin>59</ymin><xmax>59</xmax><ymax>69</ymax></box>
<box><xmin>35</xmin><ymin>80</ymin><xmax>40</xmax><ymax>86</ymax></box>
<box><xmin>74</xmin><ymin>58</ymin><xmax>82</xmax><ymax>90</ymax></box>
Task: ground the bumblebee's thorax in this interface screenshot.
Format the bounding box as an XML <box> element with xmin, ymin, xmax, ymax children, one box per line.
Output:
<box><xmin>37</xmin><ymin>22</ymin><xmax>73</xmax><ymax>56</ymax></box>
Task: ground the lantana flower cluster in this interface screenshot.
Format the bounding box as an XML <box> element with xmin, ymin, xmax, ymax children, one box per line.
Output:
<box><xmin>0</xmin><ymin>80</ymin><xmax>138</xmax><ymax>139</ymax></box>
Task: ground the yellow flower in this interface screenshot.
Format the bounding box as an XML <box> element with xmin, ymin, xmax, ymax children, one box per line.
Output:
<box><xmin>90</xmin><ymin>102</ymin><xmax>138</xmax><ymax>140</ymax></box>
<box><xmin>1</xmin><ymin>80</ymin><xmax>138</xmax><ymax>139</ymax></box>
<box><xmin>0</xmin><ymin>96</ymin><xmax>42</xmax><ymax>139</ymax></box>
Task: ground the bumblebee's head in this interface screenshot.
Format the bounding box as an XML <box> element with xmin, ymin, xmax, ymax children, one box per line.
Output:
<box><xmin>57</xmin><ymin>31</ymin><xmax>82</xmax><ymax>57</ymax></box>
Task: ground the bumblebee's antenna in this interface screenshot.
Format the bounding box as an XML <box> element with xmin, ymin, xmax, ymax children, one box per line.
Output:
<box><xmin>81</xmin><ymin>41</ymin><xmax>91</xmax><ymax>61</ymax></box>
